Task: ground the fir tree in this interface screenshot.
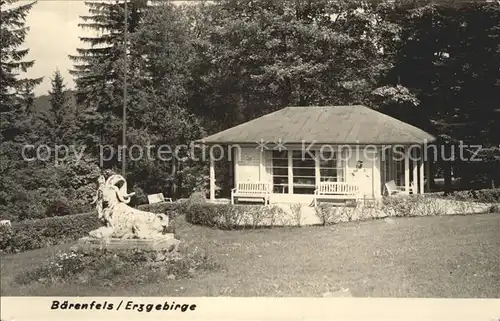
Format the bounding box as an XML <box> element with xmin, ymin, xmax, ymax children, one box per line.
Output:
<box><xmin>41</xmin><ymin>69</ymin><xmax>74</xmax><ymax>144</ymax></box>
<box><xmin>0</xmin><ymin>0</ymin><xmax>43</xmax><ymax>217</ymax></box>
<box><xmin>48</xmin><ymin>70</ymin><xmax>68</xmax><ymax>125</ymax></box>
<box><xmin>0</xmin><ymin>0</ymin><xmax>42</xmax><ymax>142</ymax></box>
<box><xmin>69</xmin><ymin>0</ymin><xmax>148</xmax><ymax>161</ymax></box>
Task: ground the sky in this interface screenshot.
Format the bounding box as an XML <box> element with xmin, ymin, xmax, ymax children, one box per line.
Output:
<box><xmin>22</xmin><ymin>1</ymin><xmax>92</xmax><ymax>96</ymax></box>
<box><xmin>21</xmin><ymin>1</ymin><xmax>197</xmax><ymax>97</ymax></box>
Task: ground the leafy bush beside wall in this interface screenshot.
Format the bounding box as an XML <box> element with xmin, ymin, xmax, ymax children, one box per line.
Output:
<box><xmin>185</xmin><ymin>203</ymin><xmax>287</xmax><ymax>230</ymax></box>
<box><xmin>3</xmin><ymin>190</ymin><xmax>498</xmax><ymax>255</ymax></box>
<box><xmin>450</xmin><ymin>188</ymin><xmax>500</xmax><ymax>203</ymax></box>
<box><xmin>0</xmin><ymin>212</ymin><xmax>97</xmax><ymax>255</ymax></box>
<box><xmin>0</xmin><ymin>157</ymin><xmax>102</xmax><ymax>222</ymax></box>
<box><xmin>0</xmin><ymin>202</ymin><xmax>182</xmax><ymax>255</ymax></box>
<box><xmin>137</xmin><ymin>202</ymin><xmax>186</xmax><ymax>219</ymax></box>
<box><xmin>429</xmin><ymin>188</ymin><xmax>500</xmax><ymax>203</ymax></box>
<box><xmin>313</xmin><ymin>194</ymin><xmax>497</xmax><ymax>226</ymax></box>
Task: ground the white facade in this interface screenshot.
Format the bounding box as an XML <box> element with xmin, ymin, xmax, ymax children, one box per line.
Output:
<box><xmin>217</xmin><ymin>145</ymin><xmax>403</xmax><ymax>204</ymax></box>
<box><xmin>208</xmin><ymin>144</ymin><xmax>426</xmax><ymax>204</ymax></box>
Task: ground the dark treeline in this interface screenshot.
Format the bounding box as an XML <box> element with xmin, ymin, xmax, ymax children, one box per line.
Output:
<box><xmin>1</xmin><ymin>0</ymin><xmax>499</xmax><ymax>221</ymax></box>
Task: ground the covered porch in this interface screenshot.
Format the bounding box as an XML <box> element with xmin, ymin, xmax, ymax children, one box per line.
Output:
<box><xmin>198</xmin><ymin>105</ymin><xmax>436</xmax><ymax>206</ymax></box>
<box><xmin>206</xmin><ymin>144</ymin><xmax>430</xmax><ymax>206</ymax></box>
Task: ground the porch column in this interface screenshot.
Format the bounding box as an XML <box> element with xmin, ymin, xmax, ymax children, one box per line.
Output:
<box><xmin>425</xmin><ymin>147</ymin><xmax>431</xmax><ymax>192</ymax></box>
<box><xmin>404</xmin><ymin>146</ymin><xmax>410</xmax><ymax>194</ymax></box>
<box><xmin>259</xmin><ymin>149</ymin><xmax>264</xmax><ymax>181</ymax></box>
<box><xmin>373</xmin><ymin>148</ymin><xmax>382</xmax><ymax>198</ymax></box>
<box><xmin>343</xmin><ymin>148</ymin><xmax>348</xmax><ymax>183</ymax></box>
<box><xmin>233</xmin><ymin>147</ymin><xmax>239</xmax><ymax>186</ymax></box>
<box><xmin>209</xmin><ymin>156</ymin><xmax>215</xmax><ymax>201</ymax></box>
<box><xmin>387</xmin><ymin>149</ymin><xmax>393</xmax><ymax>182</ymax></box>
<box><xmin>314</xmin><ymin>151</ymin><xmax>320</xmax><ymax>186</ymax></box>
<box><xmin>372</xmin><ymin>150</ymin><xmax>376</xmax><ymax>199</ymax></box>
<box><xmin>419</xmin><ymin>146</ymin><xmax>425</xmax><ymax>194</ymax></box>
<box><xmin>287</xmin><ymin>151</ymin><xmax>293</xmax><ymax>194</ymax></box>
<box><xmin>392</xmin><ymin>149</ymin><xmax>398</xmax><ymax>183</ymax></box>
<box><xmin>412</xmin><ymin>147</ymin><xmax>418</xmax><ymax>194</ymax></box>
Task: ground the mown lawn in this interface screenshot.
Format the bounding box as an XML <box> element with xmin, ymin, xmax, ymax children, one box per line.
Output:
<box><xmin>1</xmin><ymin>213</ymin><xmax>499</xmax><ymax>297</ymax></box>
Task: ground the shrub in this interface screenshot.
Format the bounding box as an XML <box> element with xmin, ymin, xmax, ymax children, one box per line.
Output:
<box><xmin>137</xmin><ymin>202</ymin><xmax>186</xmax><ymax>220</ymax></box>
<box><xmin>452</xmin><ymin>188</ymin><xmax>500</xmax><ymax>203</ymax></box>
<box><xmin>0</xmin><ymin>203</ymin><xmax>182</xmax><ymax>255</ymax></box>
<box><xmin>16</xmin><ymin>249</ymin><xmax>88</xmax><ymax>284</ymax></box>
<box><xmin>429</xmin><ymin>188</ymin><xmax>500</xmax><ymax>203</ymax></box>
<box><xmin>418</xmin><ymin>196</ymin><xmax>448</xmax><ymax>216</ymax></box>
<box><xmin>186</xmin><ymin>203</ymin><xmax>239</xmax><ymax>229</ymax></box>
<box><xmin>185</xmin><ymin>192</ymin><xmax>207</xmax><ymax>206</ymax></box>
<box><xmin>246</xmin><ymin>206</ymin><xmax>267</xmax><ymax>227</ymax></box>
<box><xmin>130</xmin><ymin>186</ymin><xmax>148</xmax><ymax>206</ymax></box>
<box><xmin>289</xmin><ymin>204</ymin><xmax>302</xmax><ymax>227</ymax></box>
<box><xmin>44</xmin><ymin>200</ymin><xmax>72</xmax><ymax>217</ymax></box>
<box><xmin>314</xmin><ymin>204</ymin><xmax>355</xmax><ymax>225</ymax></box>
<box><xmin>380</xmin><ymin>194</ymin><xmax>494</xmax><ymax>217</ymax></box>
<box><xmin>487</xmin><ymin>203</ymin><xmax>499</xmax><ymax>213</ymax></box>
<box><xmin>266</xmin><ymin>205</ymin><xmax>282</xmax><ymax>227</ymax></box>
<box><xmin>185</xmin><ymin>203</ymin><xmax>287</xmax><ymax>229</ymax></box>
<box><xmin>313</xmin><ymin>193</ymin><xmax>494</xmax><ymax>226</ymax></box>
<box><xmin>14</xmin><ymin>244</ymin><xmax>219</xmax><ymax>286</ymax></box>
<box><xmin>0</xmin><ymin>156</ymin><xmax>100</xmax><ymax>222</ymax></box>
<box><xmin>178</xmin><ymin>165</ymin><xmax>210</xmax><ymax>197</ymax></box>
<box><xmin>314</xmin><ymin>204</ymin><xmax>337</xmax><ymax>226</ymax></box>
<box><xmin>381</xmin><ymin>196</ymin><xmax>417</xmax><ymax>217</ymax></box>
<box><xmin>0</xmin><ymin>212</ymin><xmax>98</xmax><ymax>255</ymax></box>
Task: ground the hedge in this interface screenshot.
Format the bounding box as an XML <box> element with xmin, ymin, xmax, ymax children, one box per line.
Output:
<box><xmin>429</xmin><ymin>188</ymin><xmax>500</xmax><ymax>203</ymax></box>
<box><xmin>185</xmin><ymin>203</ymin><xmax>288</xmax><ymax>229</ymax></box>
<box><xmin>137</xmin><ymin>202</ymin><xmax>186</xmax><ymax>218</ymax></box>
<box><xmin>314</xmin><ymin>194</ymin><xmax>498</xmax><ymax>225</ymax></box>
<box><xmin>0</xmin><ymin>202</ymin><xmax>183</xmax><ymax>255</ymax></box>
<box><xmin>450</xmin><ymin>188</ymin><xmax>500</xmax><ymax>203</ymax></box>
<box><xmin>4</xmin><ymin>191</ymin><xmax>498</xmax><ymax>255</ymax></box>
<box><xmin>185</xmin><ymin>195</ymin><xmax>499</xmax><ymax>229</ymax></box>
<box><xmin>0</xmin><ymin>212</ymin><xmax>97</xmax><ymax>255</ymax></box>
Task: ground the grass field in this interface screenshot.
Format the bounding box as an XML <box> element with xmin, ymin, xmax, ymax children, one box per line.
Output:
<box><xmin>1</xmin><ymin>213</ymin><xmax>499</xmax><ymax>297</ymax></box>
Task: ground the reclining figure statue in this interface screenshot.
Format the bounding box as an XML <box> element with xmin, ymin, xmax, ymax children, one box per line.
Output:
<box><xmin>88</xmin><ymin>174</ymin><xmax>169</xmax><ymax>240</ymax></box>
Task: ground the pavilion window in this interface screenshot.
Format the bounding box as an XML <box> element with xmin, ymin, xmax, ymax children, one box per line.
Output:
<box><xmin>394</xmin><ymin>146</ymin><xmax>405</xmax><ymax>186</ymax></box>
<box><xmin>291</xmin><ymin>150</ymin><xmax>316</xmax><ymax>194</ymax></box>
<box><xmin>318</xmin><ymin>149</ymin><xmax>345</xmax><ymax>182</ymax></box>
<box><xmin>271</xmin><ymin>149</ymin><xmax>346</xmax><ymax>194</ymax></box>
<box><xmin>271</xmin><ymin>150</ymin><xmax>289</xmax><ymax>193</ymax></box>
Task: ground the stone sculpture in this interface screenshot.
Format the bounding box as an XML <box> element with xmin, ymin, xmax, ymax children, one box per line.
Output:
<box><xmin>87</xmin><ymin>174</ymin><xmax>170</xmax><ymax>240</ymax></box>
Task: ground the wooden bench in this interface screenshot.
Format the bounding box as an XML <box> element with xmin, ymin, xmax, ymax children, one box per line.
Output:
<box><xmin>231</xmin><ymin>182</ymin><xmax>271</xmax><ymax>205</ymax></box>
<box><xmin>313</xmin><ymin>182</ymin><xmax>361</xmax><ymax>207</ymax></box>
<box><xmin>147</xmin><ymin>193</ymin><xmax>173</xmax><ymax>204</ymax></box>
<box><xmin>384</xmin><ymin>180</ymin><xmax>416</xmax><ymax>196</ymax></box>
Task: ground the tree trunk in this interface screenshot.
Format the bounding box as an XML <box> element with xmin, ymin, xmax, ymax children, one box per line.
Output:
<box><xmin>171</xmin><ymin>155</ymin><xmax>177</xmax><ymax>198</ymax></box>
<box><xmin>443</xmin><ymin>162</ymin><xmax>452</xmax><ymax>194</ymax></box>
<box><xmin>443</xmin><ymin>145</ymin><xmax>453</xmax><ymax>194</ymax></box>
<box><xmin>429</xmin><ymin>160</ymin><xmax>436</xmax><ymax>190</ymax></box>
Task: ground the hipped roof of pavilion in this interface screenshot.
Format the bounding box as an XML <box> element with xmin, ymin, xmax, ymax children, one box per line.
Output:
<box><xmin>197</xmin><ymin>105</ymin><xmax>436</xmax><ymax>145</ymax></box>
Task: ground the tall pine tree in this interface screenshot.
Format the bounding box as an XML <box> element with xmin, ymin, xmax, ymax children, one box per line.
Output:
<box><xmin>0</xmin><ymin>0</ymin><xmax>44</xmax><ymax>219</ymax></box>
<box><xmin>40</xmin><ymin>69</ymin><xmax>75</xmax><ymax>145</ymax></box>
<box><xmin>0</xmin><ymin>0</ymin><xmax>42</xmax><ymax>143</ymax></box>
<box><xmin>69</xmin><ymin>0</ymin><xmax>148</xmax><ymax>166</ymax></box>
<box><xmin>127</xmin><ymin>1</ymin><xmax>207</xmax><ymax>197</ymax></box>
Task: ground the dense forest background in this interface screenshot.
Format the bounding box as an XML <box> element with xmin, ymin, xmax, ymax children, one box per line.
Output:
<box><xmin>1</xmin><ymin>0</ymin><xmax>499</xmax><ymax>221</ymax></box>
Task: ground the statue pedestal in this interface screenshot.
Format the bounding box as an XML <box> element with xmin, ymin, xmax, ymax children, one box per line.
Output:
<box><xmin>77</xmin><ymin>234</ymin><xmax>179</xmax><ymax>251</ymax></box>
